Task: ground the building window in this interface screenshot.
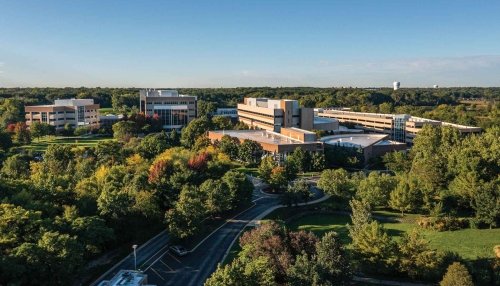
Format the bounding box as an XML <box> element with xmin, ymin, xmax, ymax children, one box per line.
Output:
<box><xmin>78</xmin><ymin>106</ymin><xmax>85</xmax><ymax>123</ymax></box>
<box><xmin>154</xmin><ymin>109</ymin><xmax>188</xmax><ymax>128</ymax></box>
<box><xmin>41</xmin><ymin>112</ymin><xmax>47</xmax><ymax>123</ymax></box>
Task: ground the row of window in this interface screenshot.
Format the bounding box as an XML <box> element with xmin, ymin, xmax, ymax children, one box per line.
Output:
<box><xmin>148</xmin><ymin>101</ymin><xmax>195</xmax><ymax>105</ymax></box>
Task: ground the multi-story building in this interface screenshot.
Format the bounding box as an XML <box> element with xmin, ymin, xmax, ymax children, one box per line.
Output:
<box><xmin>139</xmin><ymin>89</ymin><xmax>197</xmax><ymax>131</ymax></box>
<box><xmin>237</xmin><ymin>97</ymin><xmax>337</xmax><ymax>132</ymax></box>
<box><xmin>208</xmin><ymin>127</ymin><xmax>323</xmax><ymax>161</ymax></box>
<box><xmin>316</xmin><ymin>109</ymin><xmax>481</xmax><ymax>144</ymax></box>
<box><xmin>25</xmin><ymin>99</ymin><xmax>100</xmax><ymax>131</ymax></box>
<box><xmin>237</xmin><ymin>98</ymin><xmax>314</xmax><ymax>132</ymax></box>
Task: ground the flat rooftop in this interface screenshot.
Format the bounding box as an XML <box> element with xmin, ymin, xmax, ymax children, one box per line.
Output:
<box><xmin>97</xmin><ymin>270</ymin><xmax>151</xmax><ymax>286</ymax></box>
<box><xmin>320</xmin><ymin>134</ymin><xmax>389</xmax><ymax>148</ymax></box>
<box><xmin>210</xmin><ymin>130</ymin><xmax>314</xmax><ymax>145</ymax></box>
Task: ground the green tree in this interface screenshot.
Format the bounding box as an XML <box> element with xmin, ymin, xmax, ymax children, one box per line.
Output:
<box><xmin>200</xmin><ymin>179</ymin><xmax>231</xmax><ymax>215</ymax></box>
<box><xmin>398</xmin><ymin>229</ymin><xmax>445</xmax><ymax>280</ymax></box>
<box><xmin>0</xmin><ymin>99</ymin><xmax>23</xmax><ymax>128</ymax></box>
<box><xmin>95</xmin><ymin>141</ymin><xmax>124</xmax><ymax>166</ymax></box>
<box><xmin>258</xmin><ymin>156</ymin><xmax>276</xmax><ymax>182</ymax></box>
<box><xmin>269</xmin><ymin>166</ymin><xmax>288</xmax><ymax>192</ymax></box>
<box><xmin>317</xmin><ymin>169</ymin><xmax>353</xmax><ymax>199</ymax></box>
<box><xmin>382</xmin><ymin>151</ymin><xmax>410</xmax><ymax>173</ymax></box>
<box><xmin>12</xmin><ymin>122</ymin><xmax>31</xmax><ymax>144</ymax></box>
<box><xmin>166</xmin><ymin>186</ymin><xmax>207</xmax><ymax>239</ymax></box>
<box><xmin>311</xmin><ymin>152</ymin><xmax>326</xmax><ymax>171</ymax></box>
<box><xmin>347</xmin><ymin>199</ymin><xmax>372</xmax><ymax>234</ymax></box>
<box><xmin>440</xmin><ymin>262</ymin><xmax>474</xmax><ymax>286</ymax></box>
<box><xmin>286</xmin><ymin>148</ymin><xmax>307</xmax><ymax>173</ymax></box>
<box><xmin>36</xmin><ymin>231</ymin><xmax>84</xmax><ymax>284</ymax></box>
<box><xmin>389</xmin><ymin>176</ymin><xmax>420</xmax><ymax>216</ymax></box>
<box><xmin>313</xmin><ymin>231</ymin><xmax>352</xmax><ymax>285</ymax></box>
<box><xmin>71</xmin><ymin>216</ymin><xmax>114</xmax><ymax>256</ymax></box>
<box><xmin>0</xmin><ymin>130</ymin><xmax>13</xmax><ymax>151</ymax></box>
<box><xmin>193</xmin><ymin>135</ymin><xmax>212</xmax><ymax>152</ymax></box>
<box><xmin>219</xmin><ymin>135</ymin><xmax>239</xmax><ymax>160</ymax></box>
<box><xmin>471</xmin><ymin>182</ymin><xmax>500</xmax><ymax>228</ymax></box>
<box><xmin>112</xmin><ymin>121</ymin><xmax>137</xmax><ymax>142</ymax></box>
<box><xmin>138</xmin><ymin>132</ymin><xmax>169</xmax><ymax>159</ymax></box>
<box><xmin>73</xmin><ymin>126</ymin><xmax>90</xmax><ymax>136</ymax></box>
<box><xmin>356</xmin><ymin>172</ymin><xmax>397</xmax><ymax>208</ymax></box>
<box><xmin>1</xmin><ymin>154</ymin><xmax>31</xmax><ymax>179</ymax></box>
<box><xmin>197</xmin><ymin>100</ymin><xmax>217</xmax><ymax>117</ymax></box>
<box><xmin>181</xmin><ymin>116</ymin><xmax>212</xmax><ymax>147</ymax></box>
<box><xmin>238</xmin><ymin>139</ymin><xmax>263</xmax><ymax>166</ymax></box>
<box><xmin>169</xmin><ymin>129</ymin><xmax>180</xmax><ymax>146</ymax></box>
<box><xmin>30</xmin><ymin>121</ymin><xmax>46</xmax><ymax>141</ymax></box>
<box><xmin>212</xmin><ymin>115</ymin><xmax>233</xmax><ymax>130</ymax></box>
<box><xmin>222</xmin><ymin>170</ymin><xmax>253</xmax><ymax>207</ymax></box>
<box><xmin>282</xmin><ymin>179</ymin><xmax>311</xmax><ymax>207</ymax></box>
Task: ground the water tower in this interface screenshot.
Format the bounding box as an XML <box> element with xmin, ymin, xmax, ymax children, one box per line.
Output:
<box><xmin>393</xmin><ymin>81</ymin><xmax>400</xmax><ymax>90</ymax></box>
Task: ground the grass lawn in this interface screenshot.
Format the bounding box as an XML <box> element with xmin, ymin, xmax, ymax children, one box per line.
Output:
<box><xmin>22</xmin><ymin>136</ymin><xmax>114</xmax><ymax>152</ymax></box>
<box><xmin>234</xmin><ymin>166</ymin><xmax>259</xmax><ymax>177</ymax></box>
<box><xmin>288</xmin><ymin>213</ymin><xmax>499</xmax><ymax>260</ymax></box>
<box><xmin>98</xmin><ymin>107</ymin><xmax>115</xmax><ymax>115</ymax></box>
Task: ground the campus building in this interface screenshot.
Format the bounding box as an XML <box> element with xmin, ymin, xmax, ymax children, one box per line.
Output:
<box><xmin>321</xmin><ymin>134</ymin><xmax>407</xmax><ymax>164</ymax></box>
<box><xmin>213</xmin><ymin>108</ymin><xmax>238</xmax><ymax>119</ymax></box>
<box><xmin>208</xmin><ymin>127</ymin><xmax>323</xmax><ymax>160</ymax></box>
<box><xmin>316</xmin><ymin>109</ymin><xmax>481</xmax><ymax>144</ymax></box>
<box><xmin>139</xmin><ymin>89</ymin><xmax>197</xmax><ymax>131</ymax></box>
<box><xmin>25</xmin><ymin>99</ymin><xmax>100</xmax><ymax>131</ymax></box>
<box><xmin>237</xmin><ymin>98</ymin><xmax>338</xmax><ymax>132</ymax></box>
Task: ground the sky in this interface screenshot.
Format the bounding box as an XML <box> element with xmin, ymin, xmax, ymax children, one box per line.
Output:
<box><xmin>1</xmin><ymin>0</ymin><xmax>500</xmax><ymax>88</ymax></box>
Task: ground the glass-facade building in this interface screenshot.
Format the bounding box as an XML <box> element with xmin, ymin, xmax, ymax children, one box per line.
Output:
<box><xmin>139</xmin><ymin>89</ymin><xmax>197</xmax><ymax>131</ymax></box>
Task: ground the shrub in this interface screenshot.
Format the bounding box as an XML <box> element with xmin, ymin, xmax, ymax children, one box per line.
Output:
<box><xmin>440</xmin><ymin>262</ymin><xmax>474</xmax><ymax>286</ymax></box>
<box><xmin>417</xmin><ymin>216</ymin><xmax>468</xmax><ymax>231</ymax></box>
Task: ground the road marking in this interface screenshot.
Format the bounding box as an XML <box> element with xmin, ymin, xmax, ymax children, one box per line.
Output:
<box><xmin>150</xmin><ymin>267</ymin><xmax>165</xmax><ymax>281</ymax></box>
<box><xmin>252</xmin><ymin>197</ymin><xmax>264</xmax><ymax>202</ymax></box>
<box><xmin>143</xmin><ymin>250</ymin><xmax>168</xmax><ymax>272</ymax></box>
<box><xmin>89</xmin><ymin>231</ymin><xmax>168</xmax><ymax>286</ymax></box>
<box><xmin>160</xmin><ymin>260</ymin><xmax>173</xmax><ymax>271</ymax></box>
<box><xmin>139</xmin><ymin>244</ymin><xmax>169</xmax><ymax>268</ymax></box>
<box><xmin>189</xmin><ymin>202</ymin><xmax>257</xmax><ymax>253</ymax></box>
<box><xmin>167</xmin><ymin>251</ymin><xmax>182</xmax><ymax>264</ymax></box>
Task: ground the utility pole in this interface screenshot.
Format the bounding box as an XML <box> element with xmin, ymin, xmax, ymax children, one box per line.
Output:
<box><xmin>132</xmin><ymin>244</ymin><xmax>138</xmax><ymax>271</ymax></box>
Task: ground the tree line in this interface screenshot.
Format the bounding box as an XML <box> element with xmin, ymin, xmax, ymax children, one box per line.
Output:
<box><xmin>0</xmin><ymin>116</ymin><xmax>260</xmax><ymax>285</ymax></box>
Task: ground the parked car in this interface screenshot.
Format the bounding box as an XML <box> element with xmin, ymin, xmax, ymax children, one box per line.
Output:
<box><xmin>169</xmin><ymin>245</ymin><xmax>188</xmax><ymax>257</ymax></box>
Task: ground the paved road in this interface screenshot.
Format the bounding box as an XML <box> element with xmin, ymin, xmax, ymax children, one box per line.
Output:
<box><xmin>92</xmin><ymin>178</ymin><xmax>323</xmax><ymax>286</ymax></box>
<box><xmin>141</xmin><ymin>192</ymin><xmax>281</xmax><ymax>286</ymax></box>
<box><xmin>89</xmin><ymin>230</ymin><xmax>170</xmax><ymax>286</ymax></box>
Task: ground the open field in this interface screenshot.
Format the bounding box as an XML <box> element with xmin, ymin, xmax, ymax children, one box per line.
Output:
<box><xmin>288</xmin><ymin>213</ymin><xmax>499</xmax><ymax>260</ymax></box>
<box><xmin>21</xmin><ymin>136</ymin><xmax>114</xmax><ymax>152</ymax></box>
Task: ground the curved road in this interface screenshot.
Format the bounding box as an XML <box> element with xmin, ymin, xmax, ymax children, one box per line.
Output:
<box><xmin>92</xmin><ymin>178</ymin><xmax>324</xmax><ymax>286</ymax></box>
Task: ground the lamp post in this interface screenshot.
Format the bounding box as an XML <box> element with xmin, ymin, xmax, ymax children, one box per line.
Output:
<box><xmin>132</xmin><ymin>244</ymin><xmax>138</xmax><ymax>271</ymax></box>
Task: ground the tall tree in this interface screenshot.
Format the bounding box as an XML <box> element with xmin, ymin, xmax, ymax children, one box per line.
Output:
<box><xmin>317</xmin><ymin>169</ymin><xmax>353</xmax><ymax>199</ymax></box>
<box><xmin>181</xmin><ymin>116</ymin><xmax>212</xmax><ymax>147</ymax></box>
